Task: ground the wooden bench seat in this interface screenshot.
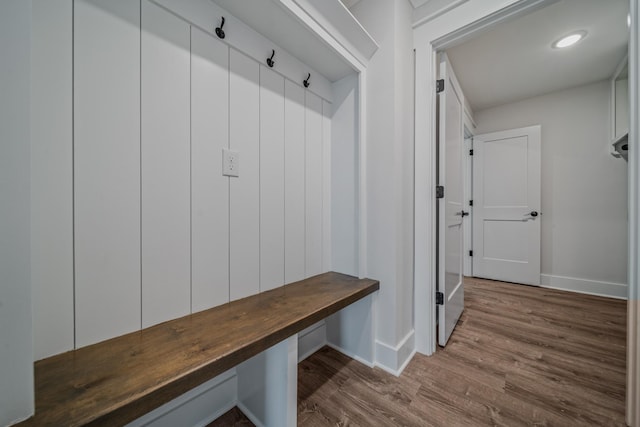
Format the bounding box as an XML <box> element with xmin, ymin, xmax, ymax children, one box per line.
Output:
<box><xmin>19</xmin><ymin>272</ymin><xmax>379</xmax><ymax>426</ymax></box>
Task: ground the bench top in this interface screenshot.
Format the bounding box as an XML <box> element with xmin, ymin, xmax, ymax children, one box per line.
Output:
<box><xmin>20</xmin><ymin>272</ymin><xmax>379</xmax><ymax>426</ymax></box>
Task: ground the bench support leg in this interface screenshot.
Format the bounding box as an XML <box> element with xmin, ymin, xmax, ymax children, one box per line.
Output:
<box><xmin>326</xmin><ymin>293</ymin><xmax>375</xmax><ymax>366</ymax></box>
<box><xmin>237</xmin><ymin>335</ymin><xmax>298</xmax><ymax>427</ymax></box>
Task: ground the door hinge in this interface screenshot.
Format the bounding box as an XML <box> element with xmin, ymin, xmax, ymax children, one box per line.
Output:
<box><xmin>436</xmin><ymin>292</ymin><xmax>444</xmax><ymax>305</ymax></box>
<box><xmin>469</xmin><ymin>149</ymin><xmax>474</xmax><ymax>156</ymax></box>
<box><xmin>436</xmin><ymin>185</ymin><xmax>444</xmax><ymax>199</ymax></box>
<box><xmin>436</xmin><ymin>79</ymin><xmax>445</xmax><ymax>93</ymax></box>
<box><xmin>469</xmin><ymin>250</ymin><xmax>473</xmax><ymax>257</ymax></box>
<box><xmin>469</xmin><ymin>200</ymin><xmax>473</xmax><ymax>206</ymax></box>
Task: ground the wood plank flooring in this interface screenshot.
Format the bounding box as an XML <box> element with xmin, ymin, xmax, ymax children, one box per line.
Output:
<box><xmin>213</xmin><ymin>278</ymin><xmax>627</xmax><ymax>426</ymax></box>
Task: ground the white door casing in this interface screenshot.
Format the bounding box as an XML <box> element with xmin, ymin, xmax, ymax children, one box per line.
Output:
<box><xmin>437</xmin><ymin>54</ymin><xmax>465</xmax><ymax>347</ymax></box>
<box><xmin>463</xmin><ymin>136</ymin><xmax>473</xmax><ymax>277</ymax></box>
<box><xmin>472</xmin><ymin>125</ymin><xmax>541</xmax><ymax>285</ymax></box>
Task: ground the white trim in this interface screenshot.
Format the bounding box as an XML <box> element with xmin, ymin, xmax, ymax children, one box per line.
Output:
<box><xmin>430</xmin><ymin>0</ymin><xmax>556</xmax><ymax>48</ymax></box>
<box><xmin>279</xmin><ymin>0</ymin><xmax>370</xmax><ymax>72</ymax></box>
<box><xmin>291</xmin><ymin>0</ymin><xmax>378</xmax><ymax>66</ymax></box>
<box><xmin>413</xmin><ymin>46</ymin><xmax>437</xmax><ymax>356</ymax></box>
<box><xmin>374</xmin><ymin>329</ymin><xmax>415</xmax><ymax>376</ymax></box>
<box><xmin>628</xmin><ymin>1</ymin><xmax>639</xmax><ymax>425</ymax></box>
<box><xmin>539</xmin><ymin>274</ymin><xmax>627</xmax><ymax>300</ymax></box>
<box><xmin>413</xmin><ymin>0</ymin><xmax>469</xmax><ymax>29</ymax></box>
<box><xmin>327</xmin><ymin>342</ymin><xmax>375</xmax><ymax>368</ymax></box>
<box><xmin>462</xmin><ymin>136</ymin><xmax>473</xmax><ymax>277</ymax></box>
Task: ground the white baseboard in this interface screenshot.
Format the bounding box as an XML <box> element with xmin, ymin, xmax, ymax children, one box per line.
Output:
<box><xmin>327</xmin><ymin>342</ymin><xmax>375</xmax><ymax>368</ymax></box>
<box><xmin>374</xmin><ymin>329</ymin><xmax>415</xmax><ymax>376</ymax></box>
<box><xmin>540</xmin><ymin>274</ymin><xmax>627</xmax><ymax>299</ymax></box>
<box><xmin>125</xmin><ymin>369</ymin><xmax>237</xmax><ymax>427</ymax></box>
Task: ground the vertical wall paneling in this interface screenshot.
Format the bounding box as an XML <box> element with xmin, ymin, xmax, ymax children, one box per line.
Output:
<box><xmin>322</xmin><ymin>100</ymin><xmax>332</xmax><ymax>273</ymax></box>
<box><xmin>32</xmin><ymin>0</ymin><xmax>74</xmax><ymax>359</ymax></box>
<box><xmin>190</xmin><ymin>26</ymin><xmax>230</xmax><ymax>312</ymax></box>
<box><xmin>260</xmin><ymin>66</ymin><xmax>286</xmax><ymax>292</ymax></box>
<box><xmin>141</xmin><ymin>0</ymin><xmax>191</xmax><ymax>327</ymax></box>
<box><xmin>229</xmin><ymin>49</ymin><xmax>260</xmax><ymax>301</ymax></box>
<box><xmin>284</xmin><ymin>80</ymin><xmax>306</xmax><ymax>283</ymax></box>
<box><xmin>305</xmin><ymin>91</ymin><xmax>323</xmax><ymax>277</ymax></box>
<box><xmin>330</xmin><ymin>74</ymin><xmax>358</xmax><ymax>276</ymax></box>
<box><xmin>1</xmin><ymin>0</ymin><xmax>33</xmax><ymax>419</ymax></box>
<box><xmin>149</xmin><ymin>0</ymin><xmax>334</xmax><ymax>102</ymax></box>
<box><xmin>74</xmin><ymin>0</ymin><xmax>141</xmax><ymax>347</ymax></box>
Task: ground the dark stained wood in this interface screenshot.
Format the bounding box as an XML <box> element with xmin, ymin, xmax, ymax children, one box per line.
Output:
<box><xmin>19</xmin><ymin>272</ymin><xmax>378</xmax><ymax>427</ymax></box>
<box><xmin>207</xmin><ymin>407</ymin><xmax>254</xmax><ymax>427</ymax></box>
<box><xmin>298</xmin><ymin>277</ymin><xmax>627</xmax><ymax>426</ymax></box>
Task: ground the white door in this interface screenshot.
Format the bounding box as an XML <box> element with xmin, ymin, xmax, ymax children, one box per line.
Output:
<box><xmin>472</xmin><ymin>126</ymin><xmax>541</xmax><ymax>285</ymax></box>
<box><xmin>437</xmin><ymin>55</ymin><xmax>465</xmax><ymax>347</ymax></box>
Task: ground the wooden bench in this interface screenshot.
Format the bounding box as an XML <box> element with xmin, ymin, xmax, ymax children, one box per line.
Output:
<box><xmin>18</xmin><ymin>272</ymin><xmax>378</xmax><ymax>426</ymax></box>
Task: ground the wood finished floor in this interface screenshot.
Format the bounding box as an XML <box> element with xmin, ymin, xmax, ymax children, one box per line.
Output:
<box><xmin>210</xmin><ymin>278</ymin><xmax>627</xmax><ymax>426</ymax></box>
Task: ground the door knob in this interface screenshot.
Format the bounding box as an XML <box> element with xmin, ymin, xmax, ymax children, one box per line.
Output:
<box><xmin>530</xmin><ymin>211</ymin><xmax>538</xmax><ymax>217</ymax></box>
<box><xmin>456</xmin><ymin>210</ymin><xmax>469</xmax><ymax>217</ymax></box>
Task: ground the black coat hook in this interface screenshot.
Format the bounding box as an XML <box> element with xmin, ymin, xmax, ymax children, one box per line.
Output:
<box><xmin>215</xmin><ymin>16</ymin><xmax>226</xmax><ymax>39</ymax></box>
<box><xmin>267</xmin><ymin>49</ymin><xmax>275</xmax><ymax>68</ymax></box>
<box><xmin>303</xmin><ymin>73</ymin><xmax>311</xmax><ymax>88</ymax></box>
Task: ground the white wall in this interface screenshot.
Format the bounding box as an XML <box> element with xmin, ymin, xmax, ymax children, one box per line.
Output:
<box><xmin>349</xmin><ymin>0</ymin><xmax>415</xmax><ymax>372</ymax></box>
<box><xmin>31</xmin><ymin>0</ymin><xmax>74</xmax><ymax>361</ymax></box>
<box><xmin>395</xmin><ymin>0</ymin><xmax>415</xmax><ymax>346</ymax></box>
<box><xmin>475</xmin><ymin>80</ymin><xmax>628</xmax><ymax>296</ymax></box>
<box><xmin>331</xmin><ymin>74</ymin><xmax>360</xmax><ymax>276</ymax></box>
<box><xmin>31</xmin><ymin>0</ymin><xmax>337</xmax><ymax>358</ymax></box>
<box><xmin>0</xmin><ymin>0</ymin><xmax>35</xmax><ymax>424</ymax></box>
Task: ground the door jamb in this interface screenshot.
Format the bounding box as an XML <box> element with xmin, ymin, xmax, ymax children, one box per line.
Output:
<box><xmin>462</xmin><ymin>130</ymin><xmax>473</xmax><ymax>278</ymax></box>
<box><xmin>626</xmin><ymin>1</ymin><xmax>639</xmax><ymax>425</ymax></box>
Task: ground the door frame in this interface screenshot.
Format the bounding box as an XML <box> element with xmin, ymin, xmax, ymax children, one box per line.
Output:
<box><xmin>413</xmin><ymin>1</ymin><xmax>639</xmax><ymax>423</ymax></box>
<box><xmin>413</xmin><ymin>0</ymin><xmax>558</xmax><ymax>356</ymax></box>
<box><xmin>437</xmin><ymin>53</ymin><xmax>466</xmax><ymax>347</ymax></box>
<box><xmin>463</xmin><ymin>127</ymin><xmax>474</xmax><ymax>277</ymax></box>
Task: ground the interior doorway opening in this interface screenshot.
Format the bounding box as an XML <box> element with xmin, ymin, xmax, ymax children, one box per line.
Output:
<box><xmin>414</xmin><ymin>0</ymin><xmax>638</xmax><ymax>422</ymax></box>
<box><xmin>433</xmin><ymin>0</ymin><xmax>629</xmax><ymax>346</ymax></box>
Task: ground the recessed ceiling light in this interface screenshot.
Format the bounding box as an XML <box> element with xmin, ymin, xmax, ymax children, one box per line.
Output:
<box><xmin>552</xmin><ymin>31</ymin><xmax>587</xmax><ymax>49</ymax></box>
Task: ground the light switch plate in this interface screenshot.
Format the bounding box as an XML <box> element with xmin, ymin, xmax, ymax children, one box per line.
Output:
<box><xmin>222</xmin><ymin>148</ymin><xmax>239</xmax><ymax>177</ymax></box>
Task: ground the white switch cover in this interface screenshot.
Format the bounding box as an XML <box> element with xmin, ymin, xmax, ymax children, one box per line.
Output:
<box><xmin>223</xmin><ymin>148</ymin><xmax>239</xmax><ymax>177</ymax></box>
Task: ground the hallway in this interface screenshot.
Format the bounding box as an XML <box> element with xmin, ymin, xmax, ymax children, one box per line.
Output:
<box><xmin>215</xmin><ymin>277</ymin><xmax>627</xmax><ymax>426</ymax></box>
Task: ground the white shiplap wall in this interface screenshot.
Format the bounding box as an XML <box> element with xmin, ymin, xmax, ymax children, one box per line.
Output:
<box><xmin>33</xmin><ymin>0</ymin><xmax>334</xmax><ymax>357</ymax></box>
<box><xmin>74</xmin><ymin>0</ymin><xmax>142</xmax><ymax>347</ymax></box>
<box><xmin>140</xmin><ymin>0</ymin><xmax>192</xmax><ymax>328</ymax></box>
<box><xmin>259</xmin><ymin>66</ymin><xmax>286</xmax><ymax>293</ymax></box>
<box><xmin>190</xmin><ymin>26</ymin><xmax>230</xmax><ymax>312</ymax></box>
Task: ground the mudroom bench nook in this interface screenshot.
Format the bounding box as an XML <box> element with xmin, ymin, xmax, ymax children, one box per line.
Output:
<box><xmin>19</xmin><ymin>272</ymin><xmax>379</xmax><ymax>427</ymax></box>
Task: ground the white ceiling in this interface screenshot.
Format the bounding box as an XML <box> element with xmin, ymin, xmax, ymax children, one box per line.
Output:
<box><xmin>445</xmin><ymin>0</ymin><xmax>629</xmax><ymax>111</ymax></box>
